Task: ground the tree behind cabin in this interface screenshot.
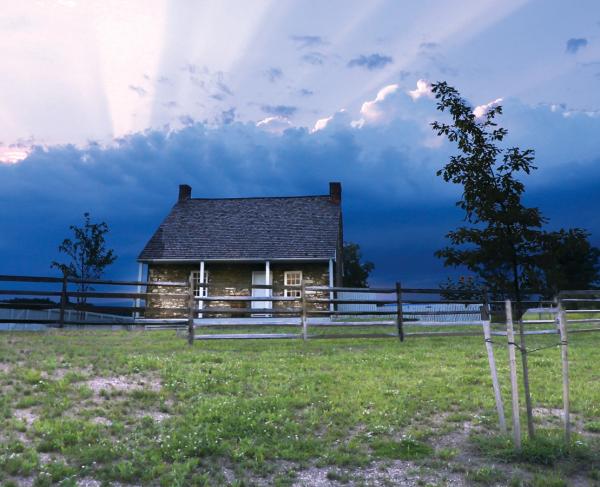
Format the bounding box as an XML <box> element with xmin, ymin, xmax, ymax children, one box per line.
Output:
<box><xmin>343</xmin><ymin>242</ymin><xmax>374</xmax><ymax>287</ymax></box>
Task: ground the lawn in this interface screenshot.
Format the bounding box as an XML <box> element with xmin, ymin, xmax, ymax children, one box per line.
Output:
<box><xmin>0</xmin><ymin>330</ymin><xmax>599</xmax><ymax>486</ymax></box>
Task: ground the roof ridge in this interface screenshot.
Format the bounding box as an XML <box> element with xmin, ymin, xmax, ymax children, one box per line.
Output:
<box><xmin>185</xmin><ymin>194</ymin><xmax>331</xmax><ymax>201</ymax></box>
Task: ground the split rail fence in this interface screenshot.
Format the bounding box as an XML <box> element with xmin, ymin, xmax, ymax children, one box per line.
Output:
<box><xmin>1</xmin><ymin>274</ymin><xmax>599</xmax><ymax>344</ymax></box>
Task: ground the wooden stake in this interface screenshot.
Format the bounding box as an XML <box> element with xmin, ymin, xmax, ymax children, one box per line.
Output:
<box><xmin>557</xmin><ymin>299</ymin><xmax>571</xmax><ymax>444</ymax></box>
<box><xmin>506</xmin><ymin>299</ymin><xmax>521</xmax><ymax>448</ymax></box>
<box><xmin>396</xmin><ymin>282</ymin><xmax>404</xmax><ymax>341</ymax></box>
<box><xmin>187</xmin><ymin>274</ymin><xmax>196</xmax><ymax>345</ymax></box>
<box><xmin>482</xmin><ymin>314</ymin><xmax>507</xmax><ymax>434</ymax></box>
<box><xmin>301</xmin><ymin>281</ymin><xmax>308</xmax><ymax>341</ymax></box>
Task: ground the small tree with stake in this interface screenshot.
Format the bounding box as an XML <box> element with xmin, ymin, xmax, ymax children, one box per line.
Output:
<box><xmin>51</xmin><ymin>212</ymin><xmax>117</xmax><ymax>306</ymax></box>
<box><xmin>430</xmin><ymin>82</ymin><xmax>544</xmax><ymax>439</ymax></box>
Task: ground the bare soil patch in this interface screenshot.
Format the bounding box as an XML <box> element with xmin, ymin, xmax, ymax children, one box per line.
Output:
<box><xmin>13</xmin><ymin>408</ymin><xmax>38</xmax><ymax>424</ymax></box>
<box><xmin>85</xmin><ymin>374</ymin><xmax>161</xmax><ymax>395</ymax></box>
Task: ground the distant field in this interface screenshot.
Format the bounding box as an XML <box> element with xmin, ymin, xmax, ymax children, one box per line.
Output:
<box><xmin>0</xmin><ymin>331</ymin><xmax>599</xmax><ymax>486</ymax></box>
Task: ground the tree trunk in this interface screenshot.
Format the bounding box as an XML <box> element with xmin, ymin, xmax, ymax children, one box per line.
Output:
<box><xmin>511</xmin><ymin>255</ymin><xmax>535</xmax><ymax>439</ymax></box>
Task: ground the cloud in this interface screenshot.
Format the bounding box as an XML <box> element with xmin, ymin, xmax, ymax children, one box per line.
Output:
<box><xmin>0</xmin><ymin>145</ymin><xmax>30</xmax><ymax>164</ymax></box>
<box><xmin>347</xmin><ymin>53</ymin><xmax>393</xmax><ymax>70</ymax></box>
<box><xmin>220</xmin><ymin>108</ymin><xmax>236</xmax><ymax>125</ymax></box>
<box><xmin>566</xmin><ymin>38</ymin><xmax>588</xmax><ymax>54</ymax></box>
<box><xmin>178</xmin><ymin>115</ymin><xmax>195</xmax><ymax>126</ymax></box>
<box><xmin>265</xmin><ymin>67</ymin><xmax>283</xmax><ymax>82</ymax></box>
<box><xmin>408</xmin><ymin>79</ymin><xmax>433</xmax><ymax>101</ymax></box>
<box><xmin>419</xmin><ymin>41</ymin><xmax>439</xmax><ymax>50</ymax></box>
<box><xmin>3</xmin><ymin>91</ymin><xmax>600</xmax><ymax>288</ymax></box>
<box><xmin>255</xmin><ymin>116</ymin><xmax>292</xmax><ymax>133</ymax></box>
<box><xmin>301</xmin><ymin>52</ymin><xmax>326</xmax><ymax>66</ymax></box>
<box><xmin>261</xmin><ymin>104</ymin><xmax>298</xmax><ymax>117</ymax></box>
<box><xmin>311</xmin><ymin>109</ymin><xmax>351</xmax><ymax>133</ymax></box>
<box><xmin>359</xmin><ymin>84</ymin><xmax>399</xmax><ymax>121</ymax></box>
<box><xmin>128</xmin><ymin>85</ymin><xmax>147</xmax><ymax>97</ymax></box>
<box><xmin>290</xmin><ymin>35</ymin><xmax>326</xmax><ymax>49</ymax></box>
<box><xmin>473</xmin><ymin>98</ymin><xmax>503</xmax><ymax>118</ymax></box>
<box><xmin>216</xmin><ymin>80</ymin><xmax>233</xmax><ymax>96</ymax></box>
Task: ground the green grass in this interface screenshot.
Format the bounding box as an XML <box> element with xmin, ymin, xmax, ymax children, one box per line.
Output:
<box><xmin>0</xmin><ymin>330</ymin><xmax>599</xmax><ymax>485</ymax></box>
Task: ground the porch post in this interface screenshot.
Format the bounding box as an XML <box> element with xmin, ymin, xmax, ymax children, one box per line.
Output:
<box><xmin>135</xmin><ymin>262</ymin><xmax>144</xmax><ymax>319</ymax></box>
<box><xmin>198</xmin><ymin>261</ymin><xmax>205</xmax><ymax>318</ymax></box>
<box><xmin>328</xmin><ymin>258</ymin><xmax>334</xmax><ymax>312</ymax></box>
<box><xmin>265</xmin><ymin>260</ymin><xmax>271</xmax><ymax>310</ymax></box>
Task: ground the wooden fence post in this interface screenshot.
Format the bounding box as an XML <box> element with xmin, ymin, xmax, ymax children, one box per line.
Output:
<box><xmin>506</xmin><ymin>299</ymin><xmax>521</xmax><ymax>448</ymax></box>
<box><xmin>557</xmin><ymin>298</ymin><xmax>570</xmax><ymax>444</ymax></box>
<box><xmin>395</xmin><ymin>282</ymin><xmax>404</xmax><ymax>342</ymax></box>
<box><xmin>187</xmin><ymin>275</ymin><xmax>195</xmax><ymax>346</ymax></box>
<box><xmin>301</xmin><ymin>281</ymin><xmax>308</xmax><ymax>341</ymax></box>
<box><xmin>58</xmin><ymin>274</ymin><xmax>68</xmax><ymax>328</ymax></box>
<box><xmin>482</xmin><ymin>298</ymin><xmax>507</xmax><ymax>434</ymax></box>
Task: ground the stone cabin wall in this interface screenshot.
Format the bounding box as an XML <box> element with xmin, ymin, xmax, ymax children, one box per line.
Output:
<box><xmin>144</xmin><ymin>262</ymin><xmax>331</xmax><ymax>318</ymax></box>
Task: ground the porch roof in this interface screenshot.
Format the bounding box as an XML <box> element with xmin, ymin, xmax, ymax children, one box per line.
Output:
<box><xmin>138</xmin><ymin>195</ymin><xmax>341</xmax><ymax>262</ymax></box>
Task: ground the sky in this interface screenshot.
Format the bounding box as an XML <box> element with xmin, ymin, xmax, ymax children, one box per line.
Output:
<box><xmin>1</xmin><ymin>0</ymin><xmax>600</xmax><ymax>286</ymax></box>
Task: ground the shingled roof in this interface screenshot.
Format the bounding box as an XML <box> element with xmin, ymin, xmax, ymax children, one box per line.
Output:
<box><xmin>138</xmin><ymin>184</ymin><xmax>342</xmax><ymax>261</ymax></box>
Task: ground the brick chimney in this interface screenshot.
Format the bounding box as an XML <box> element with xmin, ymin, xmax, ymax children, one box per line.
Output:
<box><xmin>329</xmin><ymin>182</ymin><xmax>342</xmax><ymax>204</ymax></box>
<box><xmin>178</xmin><ymin>184</ymin><xmax>192</xmax><ymax>202</ymax></box>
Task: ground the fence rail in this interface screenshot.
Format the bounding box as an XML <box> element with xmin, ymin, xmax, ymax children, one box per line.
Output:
<box><xmin>1</xmin><ymin>274</ymin><xmax>599</xmax><ymax>344</ymax></box>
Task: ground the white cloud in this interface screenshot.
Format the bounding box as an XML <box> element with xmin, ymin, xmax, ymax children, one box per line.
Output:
<box><xmin>473</xmin><ymin>97</ymin><xmax>503</xmax><ymax>118</ymax></box>
<box><xmin>256</xmin><ymin>116</ymin><xmax>292</xmax><ymax>133</ymax></box>
<box><xmin>312</xmin><ymin>115</ymin><xmax>333</xmax><ymax>132</ymax></box>
<box><xmin>408</xmin><ymin>79</ymin><xmax>433</xmax><ymax>101</ymax></box>
<box><xmin>311</xmin><ymin>109</ymin><xmax>349</xmax><ymax>133</ymax></box>
<box><xmin>0</xmin><ymin>145</ymin><xmax>30</xmax><ymax>164</ymax></box>
<box><xmin>359</xmin><ymin>84</ymin><xmax>400</xmax><ymax>124</ymax></box>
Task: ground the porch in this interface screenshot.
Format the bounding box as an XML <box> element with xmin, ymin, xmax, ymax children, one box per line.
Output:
<box><xmin>140</xmin><ymin>259</ymin><xmax>337</xmax><ymax>317</ymax></box>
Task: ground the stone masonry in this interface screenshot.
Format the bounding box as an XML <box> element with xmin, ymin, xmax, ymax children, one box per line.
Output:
<box><xmin>144</xmin><ymin>262</ymin><xmax>332</xmax><ymax>318</ymax></box>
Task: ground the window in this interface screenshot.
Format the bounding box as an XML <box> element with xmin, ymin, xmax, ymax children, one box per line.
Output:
<box><xmin>191</xmin><ymin>270</ymin><xmax>209</xmax><ymax>298</ymax></box>
<box><xmin>284</xmin><ymin>271</ymin><xmax>302</xmax><ymax>298</ymax></box>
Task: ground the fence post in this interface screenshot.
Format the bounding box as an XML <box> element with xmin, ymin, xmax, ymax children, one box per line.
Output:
<box><xmin>58</xmin><ymin>274</ymin><xmax>68</xmax><ymax>328</ymax></box>
<box><xmin>301</xmin><ymin>281</ymin><xmax>308</xmax><ymax>341</ymax></box>
<box><xmin>482</xmin><ymin>297</ymin><xmax>507</xmax><ymax>434</ymax></box>
<box><xmin>557</xmin><ymin>298</ymin><xmax>570</xmax><ymax>444</ymax></box>
<box><xmin>395</xmin><ymin>282</ymin><xmax>404</xmax><ymax>342</ymax></box>
<box><xmin>187</xmin><ymin>275</ymin><xmax>195</xmax><ymax>346</ymax></box>
<box><xmin>506</xmin><ymin>299</ymin><xmax>521</xmax><ymax>448</ymax></box>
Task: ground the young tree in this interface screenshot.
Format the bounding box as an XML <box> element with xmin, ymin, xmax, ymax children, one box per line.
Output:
<box><xmin>343</xmin><ymin>242</ymin><xmax>375</xmax><ymax>287</ymax></box>
<box><xmin>431</xmin><ymin>82</ymin><xmax>544</xmax><ymax>439</ymax></box>
<box><xmin>431</xmin><ymin>81</ymin><xmax>600</xmax><ymax>440</ymax></box>
<box><xmin>51</xmin><ymin>213</ymin><xmax>117</xmax><ymax>304</ymax></box>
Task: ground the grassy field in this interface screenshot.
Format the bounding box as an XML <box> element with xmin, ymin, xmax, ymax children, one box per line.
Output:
<box><xmin>0</xmin><ymin>330</ymin><xmax>599</xmax><ymax>486</ymax></box>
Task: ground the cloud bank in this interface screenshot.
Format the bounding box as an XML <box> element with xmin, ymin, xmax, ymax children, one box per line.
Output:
<box><xmin>2</xmin><ymin>82</ymin><xmax>600</xmax><ymax>287</ymax></box>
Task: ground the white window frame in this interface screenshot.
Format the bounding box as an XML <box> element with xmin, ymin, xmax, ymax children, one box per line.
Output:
<box><xmin>284</xmin><ymin>271</ymin><xmax>302</xmax><ymax>298</ymax></box>
<box><xmin>191</xmin><ymin>270</ymin><xmax>209</xmax><ymax>298</ymax></box>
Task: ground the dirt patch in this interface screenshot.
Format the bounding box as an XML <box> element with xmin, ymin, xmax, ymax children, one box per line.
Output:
<box><xmin>0</xmin><ymin>362</ymin><xmax>12</xmax><ymax>374</ymax></box>
<box><xmin>292</xmin><ymin>461</ymin><xmax>466</xmax><ymax>487</ymax></box>
<box><xmin>91</xmin><ymin>416</ymin><xmax>112</xmax><ymax>426</ymax></box>
<box><xmin>13</xmin><ymin>408</ymin><xmax>38</xmax><ymax>424</ymax></box>
<box><xmin>135</xmin><ymin>411</ymin><xmax>171</xmax><ymax>422</ymax></box>
<box><xmin>85</xmin><ymin>375</ymin><xmax>161</xmax><ymax>395</ymax></box>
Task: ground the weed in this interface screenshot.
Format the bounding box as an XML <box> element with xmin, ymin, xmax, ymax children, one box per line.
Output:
<box><xmin>371</xmin><ymin>436</ymin><xmax>433</xmax><ymax>460</ymax></box>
